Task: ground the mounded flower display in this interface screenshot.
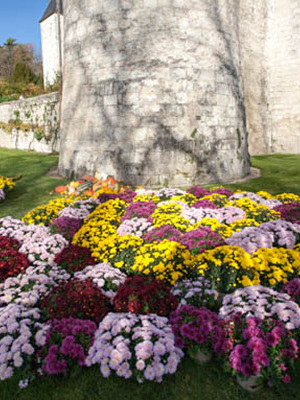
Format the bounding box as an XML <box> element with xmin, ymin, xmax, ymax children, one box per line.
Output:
<box><xmin>0</xmin><ymin>176</ymin><xmax>15</xmax><ymax>203</ymax></box>
<box><xmin>0</xmin><ymin>185</ymin><xmax>299</xmax><ymax>391</ymax></box>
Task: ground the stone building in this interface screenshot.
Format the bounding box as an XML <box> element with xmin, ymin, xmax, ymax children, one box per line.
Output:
<box><xmin>41</xmin><ymin>0</ymin><xmax>300</xmax><ymax>186</ymax></box>
<box><xmin>40</xmin><ymin>0</ymin><xmax>64</xmax><ymax>87</ymax></box>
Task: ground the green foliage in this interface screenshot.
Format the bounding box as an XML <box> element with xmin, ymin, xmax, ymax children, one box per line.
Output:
<box><xmin>227</xmin><ymin>154</ymin><xmax>300</xmax><ymax>195</ymax></box>
<box><xmin>10</xmin><ymin>62</ymin><xmax>39</xmax><ymax>84</ymax></box>
<box><xmin>0</xmin><ymin>148</ymin><xmax>68</xmax><ymax>219</ymax></box>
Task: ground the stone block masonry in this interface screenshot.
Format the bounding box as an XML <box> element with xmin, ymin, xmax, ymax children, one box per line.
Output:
<box><xmin>59</xmin><ymin>0</ymin><xmax>250</xmax><ymax>187</ymax></box>
<box><xmin>0</xmin><ymin>93</ymin><xmax>60</xmax><ymax>153</ymax></box>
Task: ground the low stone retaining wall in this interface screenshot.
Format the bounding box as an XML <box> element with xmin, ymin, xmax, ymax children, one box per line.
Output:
<box><xmin>0</xmin><ymin>92</ymin><xmax>60</xmax><ymax>153</ymax></box>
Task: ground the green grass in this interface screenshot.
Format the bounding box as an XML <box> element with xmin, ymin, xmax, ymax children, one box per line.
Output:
<box><xmin>227</xmin><ymin>154</ymin><xmax>300</xmax><ymax>195</ymax></box>
<box><xmin>0</xmin><ymin>148</ymin><xmax>68</xmax><ymax>219</ymax></box>
<box><xmin>0</xmin><ymin>150</ymin><xmax>300</xmax><ymax>399</ymax></box>
<box><xmin>1</xmin><ymin>358</ymin><xmax>300</xmax><ymax>400</ymax></box>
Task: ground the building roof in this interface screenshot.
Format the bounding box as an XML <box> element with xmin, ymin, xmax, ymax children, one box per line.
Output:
<box><xmin>40</xmin><ymin>0</ymin><xmax>63</xmax><ymax>23</ymax></box>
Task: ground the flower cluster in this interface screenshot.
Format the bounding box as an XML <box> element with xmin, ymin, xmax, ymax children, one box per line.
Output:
<box><xmin>226</xmin><ymin>219</ymin><xmax>300</xmax><ymax>253</ymax></box>
<box><xmin>217</xmin><ymin>206</ymin><xmax>246</xmax><ymax>224</ymax></box>
<box><xmin>0</xmin><ymin>176</ymin><xmax>15</xmax><ymax>193</ymax></box>
<box><xmin>220</xmin><ymin>285</ymin><xmax>300</xmax><ymax>330</ymax></box>
<box><xmin>0</xmin><ymin>218</ymin><xmax>68</xmax><ymax>264</ymax></box>
<box><xmin>274</xmin><ymin>202</ymin><xmax>300</xmax><ymax>225</ymax></box>
<box><xmin>192</xmin><ymin>199</ymin><xmax>218</xmax><ymax>209</ymax></box>
<box><xmin>142</xmin><ymin>225</ymin><xmax>182</xmax><ymax>244</ymax></box>
<box><xmin>113</xmin><ymin>275</ymin><xmax>178</xmax><ymax>316</ymax></box>
<box><xmin>74</xmin><ymin>263</ymin><xmax>127</xmax><ymax>301</ymax></box>
<box><xmin>121</xmin><ymin>201</ymin><xmax>157</xmax><ymax>221</ymax></box>
<box><xmin>117</xmin><ymin>217</ymin><xmax>152</xmax><ymax>238</ymax></box>
<box><xmin>210</xmin><ymin>187</ymin><xmax>233</xmax><ymax>197</ymax></box>
<box><xmin>132</xmin><ymin>240</ymin><xmax>195</xmax><ymax>284</ymax></box>
<box><xmin>275</xmin><ymin>193</ymin><xmax>300</xmax><ymax>204</ymax></box>
<box><xmin>156</xmin><ymin>188</ymin><xmax>185</xmax><ymax>200</ymax></box>
<box><xmin>179</xmin><ymin>227</ymin><xmax>225</xmax><ymax>255</ymax></box>
<box><xmin>40</xmin><ymin>279</ymin><xmax>111</xmax><ymax>323</ymax></box>
<box><xmin>152</xmin><ymin>202</ymin><xmax>190</xmax><ymax>232</ymax></box>
<box><xmin>36</xmin><ymin>318</ymin><xmax>97</xmax><ymax>375</ymax></box>
<box><xmin>170</xmin><ymin>193</ymin><xmax>198</xmax><ymax>206</ymax></box>
<box><xmin>201</xmin><ymin>194</ymin><xmax>228</xmax><ymax>208</ymax></box>
<box><xmin>0</xmin><ymin>248</ymin><xmax>29</xmax><ymax>283</ymax></box>
<box><xmin>0</xmin><ymin>262</ymin><xmax>69</xmax><ymax>308</ymax></box>
<box><xmin>170</xmin><ymin>305</ymin><xmax>228</xmax><ymax>356</ymax></box>
<box><xmin>91</xmin><ymin>234</ymin><xmax>144</xmax><ymax>273</ymax></box>
<box><xmin>226</xmin><ymin>316</ymin><xmax>298</xmax><ymax>386</ymax></box>
<box><xmin>86</xmin><ymin>312</ymin><xmax>183</xmax><ymax>382</ymax></box>
<box><xmin>22</xmin><ymin>198</ymin><xmax>74</xmax><ymax>226</ymax></box>
<box><xmin>252</xmin><ymin>248</ymin><xmax>300</xmax><ymax>288</ymax></box>
<box><xmin>189</xmin><ymin>218</ymin><xmax>233</xmax><ymax>239</ymax></box>
<box><xmin>49</xmin><ymin>217</ymin><xmax>82</xmax><ymax>241</ymax></box>
<box><xmin>0</xmin><ymin>304</ymin><xmax>42</xmax><ymax>381</ymax></box>
<box><xmin>0</xmin><ymin>235</ymin><xmax>20</xmax><ymax>251</ymax></box>
<box><xmin>72</xmin><ymin>199</ymin><xmax>125</xmax><ymax>250</ymax></box>
<box><xmin>171</xmin><ymin>278</ymin><xmax>219</xmax><ymax>309</ymax></box>
<box><xmin>187</xmin><ymin>186</ymin><xmax>210</xmax><ymax>198</ymax></box>
<box><xmin>54</xmin><ymin>244</ymin><xmax>96</xmax><ymax>274</ymax></box>
<box><xmin>59</xmin><ymin>198</ymin><xmax>100</xmax><ymax>220</ymax></box>
<box><xmin>133</xmin><ymin>193</ymin><xmax>161</xmax><ymax>204</ymax></box>
<box><xmin>2</xmin><ymin>184</ymin><xmax>300</xmax><ymax>389</ymax></box>
<box><xmin>226</xmin><ymin>198</ymin><xmax>281</xmax><ymax>223</ymax></box>
<box><xmin>282</xmin><ymin>279</ymin><xmax>300</xmax><ymax>305</ymax></box>
<box><xmin>195</xmin><ymin>245</ymin><xmax>260</xmax><ymax>293</ymax></box>
<box><xmin>260</xmin><ymin>219</ymin><xmax>300</xmax><ymax>248</ymax></box>
<box><xmin>226</xmin><ymin>227</ymin><xmax>274</xmax><ymax>254</ymax></box>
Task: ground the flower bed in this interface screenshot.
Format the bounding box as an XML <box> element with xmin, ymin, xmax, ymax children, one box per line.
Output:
<box><xmin>0</xmin><ymin>186</ymin><xmax>300</xmax><ymax>390</ymax></box>
<box><xmin>0</xmin><ymin>176</ymin><xmax>15</xmax><ymax>203</ymax></box>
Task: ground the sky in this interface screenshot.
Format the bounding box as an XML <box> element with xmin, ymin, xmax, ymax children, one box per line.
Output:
<box><xmin>0</xmin><ymin>0</ymin><xmax>48</xmax><ymax>57</ymax></box>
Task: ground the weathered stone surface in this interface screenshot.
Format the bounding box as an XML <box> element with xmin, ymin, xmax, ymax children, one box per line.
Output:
<box><xmin>40</xmin><ymin>14</ymin><xmax>64</xmax><ymax>86</ymax></box>
<box><xmin>0</xmin><ymin>93</ymin><xmax>60</xmax><ymax>153</ymax></box>
<box><xmin>240</xmin><ymin>0</ymin><xmax>300</xmax><ymax>155</ymax></box>
<box><xmin>59</xmin><ymin>0</ymin><xmax>250</xmax><ymax>186</ymax></box>
<box><xmin>265</xmin><ymin>0</ymin><xmax>300</xmax><ymax>154</ymax></box>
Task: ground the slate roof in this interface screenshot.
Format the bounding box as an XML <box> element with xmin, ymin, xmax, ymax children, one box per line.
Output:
<box><xmin>40</xmin><ymin>0</ymin><xmax>63</xmax><ymax>23</ymax></box>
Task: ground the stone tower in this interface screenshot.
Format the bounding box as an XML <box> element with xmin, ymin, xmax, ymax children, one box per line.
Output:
<box><xmin>59</xmin><ymin>0</ymin><xmax>250</xmax><ymax>186</ymax></box>
<box><xmin>40</xmin><ymin>0</ymin><xmax>64</xmax><ymax>87</ymax></box>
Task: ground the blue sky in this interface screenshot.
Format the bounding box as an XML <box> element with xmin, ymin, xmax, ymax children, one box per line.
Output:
<box><xmin>0</xmin><ymin>0</ymin><xmax>48</xmax><ymax>56</ymax></box>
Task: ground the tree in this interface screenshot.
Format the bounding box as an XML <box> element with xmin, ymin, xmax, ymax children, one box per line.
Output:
<box><xmin>0</xmin><ymin>39</ymin><xmax>42</xmax><ymax>82</ymax></box>
<box><xmin>3</xmin><ymin>38</ymin><xmax>17</xmax><ymax>50</ymax></box>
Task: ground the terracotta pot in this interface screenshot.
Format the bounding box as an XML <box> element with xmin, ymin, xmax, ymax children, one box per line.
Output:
<box><xmin>190</xmin><ymin>349</ymin><xmax>212</xmax><ymax>364</ymax></box>
<box><xmin>236</xmin><ymin>375</ymin><xmax>263</xmax><ymax>393</ymax></box>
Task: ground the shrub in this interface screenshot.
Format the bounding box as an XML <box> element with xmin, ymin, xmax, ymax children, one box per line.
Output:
<box><xmin>40</xmin><ymin>279</ymin><xmax>111</xmax><ymax>323</ymax></box>
<box><xmin>225</xmin><ymin>316</ymin><xmax>298</xmax><ymax>387</ymax></box>
<box><xmin>54</xmin><ymin>244</ymin><xmax>96</xmax><ymax>274</ymax></box>
<box><xmin>113</xmin><ymin>275</ymin><xmax>178</xmax><ymax>316</ymax></box>
<box><xmin>36</xmin><ymin>318</ymin><xmax>97</xmax><ymax>375</ymax></box>
<box><xmin>170</xmin><ymin>305</ymin><xmax>228</xmax><ymax>356</ymax></box>
<box><xmin>179</xmin><ymin>227</ymin><xmax>225</xmax><ymax>255</ymax></box>
<box><xmin>50</xmin><ymin>217</ymin><xmax>82</xmax><ymax>241</ymax></box>
<box><xmin>195</xmin><ymin>245</ymin><xmax>260</xmax><ymax>293</ymax></box>
<box><xmin>86</xmin><ymin>313</ymin><xmax>183</xmax><ymax>382</ymax></box>
<box><xmin>0</xmin><ymin>248</ymin><xmax>29</xmax><ymax>282</ymax></box>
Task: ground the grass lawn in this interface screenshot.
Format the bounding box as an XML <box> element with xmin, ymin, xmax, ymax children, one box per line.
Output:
<box><xmin>0</xmin><ymin>148</ymin><xmax>68</xmax><ymax>219</ymax></box>
<box><xmin>227</xmin><ymin>154</ymin><xmax>300</xmax><ymax>195</ymax></box>
<box><xmin>0</xmin><ymin>149</ymin><xmax>300</xmax><ymax>399</ymax></box>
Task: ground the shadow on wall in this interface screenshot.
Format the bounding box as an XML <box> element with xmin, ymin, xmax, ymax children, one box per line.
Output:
<box><xmin>60</xmin><ymin>0</ymin><xmax>249</xmax><ymax>185</ymax></box>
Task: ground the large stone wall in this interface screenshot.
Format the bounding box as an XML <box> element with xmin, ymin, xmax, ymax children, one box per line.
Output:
<box><xmin>265</xmin><ymin>0</ymin><xmax>300</xmax><ymax>154</ymax></box>
<box><xmin>59</xmin><ymin>0</ymin><xmax>250</xmax><ymax>186</ymax></box>
<box><xmin>239</xmin><ymin>0</ymin><xmax>269</xmax><ymax>155</ymax></box>
<box><xmin>0</xmin><ymin>92</ymin><xmax>60</xmax><ymax>153</ymax></box>
<box><xmin>240</xmin><ymin>0</ymin><xmax>300</xmax><ymax>155</ymax></box>
<box><xmin>40</xmin><ymin>14</ymin><xmax>64</xmax><ymax>86</ymax></box>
